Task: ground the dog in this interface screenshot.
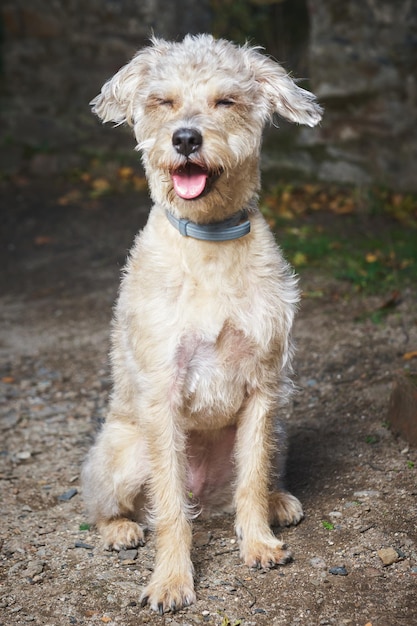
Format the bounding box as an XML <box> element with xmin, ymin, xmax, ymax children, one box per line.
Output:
<box><xmin>82</xmin><ymin>34</ymin><xmax>322</xmax><ymax>614</ymax></box>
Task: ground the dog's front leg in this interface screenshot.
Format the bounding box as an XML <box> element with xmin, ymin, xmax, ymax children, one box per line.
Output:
<box><xmin>234</xmin><ymin>389</ymin><xmax>292</xmax><ymax>568</ymax></box>
<box><xmin>140</xmin><ymin>405</ymin><xmax>195</xmax><ymax>614</ymax></box>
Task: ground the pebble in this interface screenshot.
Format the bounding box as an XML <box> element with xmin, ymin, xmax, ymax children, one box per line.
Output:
<box><xmin>377</xmin><ymin>547</ymin><xmax>399</xmax><ymax>566</ymax></box>
<box><xmin>16</xmin><ymin>450</ymin><xmax>32</xmax><ymax>461</ymax></box>
<box><xmin>58</xmin><ymin>488</ymin><xmax>78</xmax><ymax>501</ymax></box>
<box><xmin>363</xmin><ymin>567</ymin><xmax>382</xmax><ymax>578</ymax></box>
<box><xmin>118</xmin><ymin>549</ymin><xmax>138</xmax><ymax>561</ymax></box>
<box><xmin>193</xmin><ymin>531</ymin><xmax>212</xmax><ymax>547</ymax></box>
<box><xmin>74</xmin><ymin>541</ymin><xmax>94</xmax><ymax>550</ymax></box>
<box><xmin>329</xmin><ymin>566</ymin><xmax>348</xmax><ymax>576</ymax></box>
<box><xmin>23</xmin><ymin>560</ymin><xmax>45</xmax><ymax>578</ymax></box>
<box><xmin>353</xmin><ymin>490</ymin><xmax>380</xmax><ymax>498</ymax></box>
<box><xmin>310</xmin><ymin>557</ymin><xmax>327</xmax><ymax>569</ymax></box>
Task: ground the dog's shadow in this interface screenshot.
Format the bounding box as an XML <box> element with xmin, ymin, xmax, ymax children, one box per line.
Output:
<box><xmin>285</xmin><ymin>420</ymin><xmax>349</xmax><ymax>509</ymax></box>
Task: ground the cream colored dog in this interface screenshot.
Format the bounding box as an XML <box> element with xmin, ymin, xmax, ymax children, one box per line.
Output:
<box><xmin>82</xmin><ymin>34</ymin><xmax>322</xmax><ymax>614</ymax></box>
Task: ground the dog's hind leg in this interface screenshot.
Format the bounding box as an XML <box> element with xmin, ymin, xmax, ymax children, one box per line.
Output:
<box><xmin>268</xmin><ymin>490</ymin><xmax>304</xmax><ymax>527</ymax></box>
<box><xmin>82</xmin><ymin>420</ymin><xmax>148</xmax><ymax>549</ymax></box>
<box><xmin>268</xmin><ymin>420</ymin><xmax>304</xmax><ymax>527</ymax></box>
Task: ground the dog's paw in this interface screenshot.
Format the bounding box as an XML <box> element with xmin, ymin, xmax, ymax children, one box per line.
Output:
<box><xmin>240</xmin><ymin>537</ymin><xmax>292</xmax><ymax>569</ymax></box>
<box><xmin>269</xmin><ymin>490</ymin><xmax>304</xmax><ymax>527</ymax></box>
<box><xmin>99</xmin><ymin>518</ymin><xmax>145</xmax><ymax>550</ymax></box>
<box><xmin>140</xmin><ymin>572</ymin><xmax>196</xmax><ymax>614</ymax></box>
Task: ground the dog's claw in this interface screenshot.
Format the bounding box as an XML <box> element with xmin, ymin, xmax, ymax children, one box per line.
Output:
<box><xmin>158</xmin><ymin>602</ymin><xmax>164</xmax><ymax>616</ymax></box>
<box><xmin>140</xmin><ymin>596</ymin><xmax>149</xmax><ymax>608</ymax></box>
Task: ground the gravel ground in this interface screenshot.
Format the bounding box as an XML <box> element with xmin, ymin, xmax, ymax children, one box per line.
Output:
<box><xmin>1</xmin><ymin>180</ymin><xmax>416</xmax><ymax>626</ymax></box>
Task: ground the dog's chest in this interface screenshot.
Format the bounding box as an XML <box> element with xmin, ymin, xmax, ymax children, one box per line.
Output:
<box><xmin>172</xmin><ymin>321</ymin><xmax>257</xmax><ymax>423</ymax></box>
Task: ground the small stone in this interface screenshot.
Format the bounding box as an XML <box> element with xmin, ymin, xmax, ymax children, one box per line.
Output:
<box><xmin>74</xmin><ymin>541</ymin><xmax>94</xmax><ymax>550</ymax></box>
<box><xmin>377</xmin><ymin>547</ymin><xmax>399</xmax><ymax>566</ymax></box>
<box><xmin>118</xmin><ymin>549</ymin><xmax>138</xmax><ymax>561</ymax></box>
<box><xmin>58</xmin><ymin>488</ymin><xmax>78</xmax><ymax>501</ymax></box>
<box><xmin>329</xmin><ymin>566</ymin><xmax>348</xmax><ymax>576</ymax></box>
<box><xmin>193</xmin><ymin>531</ymin><xmax>212</xmax><ymax>547</ymax></box>
<box><xmin>353</xmin><ymin>490</ymin><xmax>380</xmax><ymax>498</ymax></box>
<box><xmin>310</xmin><ymin>557</ymin><xmax>327</xmax><ymax>569</ymax></box>
<box><xmin>23</xmin><ymin>560</ymin><xmax>45</xmax><ymax>578</ymax></box>
<box><xmin>363</xmin><ymin>567</ymin><xmax>383</xmax><ymax>578</ymax></box>
<box><xmin>16</xmin><ymin>450</ymin><xmax>31</xmax><ymax>460</ymax></box>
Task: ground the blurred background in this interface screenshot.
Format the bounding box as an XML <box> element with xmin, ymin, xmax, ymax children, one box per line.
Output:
<box><xmin>1</xmin><ymin>0</ymin><xmax>416</xmax><ymax>297</ymax></box>
<box><xmin>1</xmin><ymin>0</ymin><xmax>416</xmax><ymax>190</ymax></box>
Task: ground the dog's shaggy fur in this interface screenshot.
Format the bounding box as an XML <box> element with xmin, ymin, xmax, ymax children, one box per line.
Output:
<box><xmin>82</xmin><ymin>34</ymin><xmax>322</xmax><ymax>614</ymax></box>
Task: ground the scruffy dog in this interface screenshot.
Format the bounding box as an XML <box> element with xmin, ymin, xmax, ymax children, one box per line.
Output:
<box><xmin>82</xmin><ymin>34</ymin><xmax>322</xmax><ymax>614</ymax></box>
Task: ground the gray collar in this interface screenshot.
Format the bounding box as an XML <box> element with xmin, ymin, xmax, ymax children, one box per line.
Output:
<box><xmin>165</xmin><ymin>209</ymin><xmax>250</xmax><ymax>241</ymax></box>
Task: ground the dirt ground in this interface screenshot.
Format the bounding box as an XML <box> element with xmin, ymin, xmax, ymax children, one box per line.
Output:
<box><xmin>1</xmin><ymin>179</ymin><xmax>416</xmax><ymax>626</ymax></box>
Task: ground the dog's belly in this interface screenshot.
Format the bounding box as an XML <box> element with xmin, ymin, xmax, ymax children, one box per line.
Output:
<box><xmin>185</xmin><ymin>427</ymin><xmax>236</xmax><ymax>505</ymax></box>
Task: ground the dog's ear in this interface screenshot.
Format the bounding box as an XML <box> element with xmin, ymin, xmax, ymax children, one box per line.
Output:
<box><xmin>90</xmin><ymin>37</ymin><xmax>170</xmax><ymax>126</ymax></box>
<box><xmin>246</xmin><ymin>47</ymin><xmax>323</xmax><ymax>127</ymax></box>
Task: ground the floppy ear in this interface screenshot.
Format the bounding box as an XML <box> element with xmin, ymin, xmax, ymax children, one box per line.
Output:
<box><xmin>245</xmin><ymin>47</ymin><xmax>323</xmax><ymax>127</ymax></box>
<box><xmin>90</xmin><ymin>37</ymin><xmax>170</xmax><ymax>126</ymax></box>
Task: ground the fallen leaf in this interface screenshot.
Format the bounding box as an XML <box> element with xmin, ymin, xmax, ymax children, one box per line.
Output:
<box><xmin>91</xmin><ymin>178</ymin><xmax>111</xmax><ymax>195</ymax></box>
<box><xmin>403</xmin><ymin>350</ymin><xmax>417</xmax><ymax>360</ymax></box>
<box><xmin>2</xmin><ymin>376</ymin><xmax>15</xmax><ymax>383</ymax></box>
<box><xmin>58</xmin><ymin>189</ymin><xmax>82</xmax><ymax>205</ymax></box>
<box><xmin>118</xmin><ymin>166</ymin><xmax>134</xmax><ymax>180</ymax></box>
<box><xmin>34</xmin><ymin>235</ymin><xmax>54</xmax><ymax>246</ymax></box>
<box><xmin>132</xmin><ymin>175</ymin><xmax>148</xmax><ymax>191</ymax></box>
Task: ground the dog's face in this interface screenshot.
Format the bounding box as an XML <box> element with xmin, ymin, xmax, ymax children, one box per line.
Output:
<box><xmin>91</xmin><ymin>35</ymin><xmax>322</xmax><ymax>218</ymax></box>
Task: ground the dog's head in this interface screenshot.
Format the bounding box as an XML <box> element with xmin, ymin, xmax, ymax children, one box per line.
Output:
<box><xmin>91</xmin><ymin>34</ymin><xmax>322</xmax><ymax>219</ymax></box>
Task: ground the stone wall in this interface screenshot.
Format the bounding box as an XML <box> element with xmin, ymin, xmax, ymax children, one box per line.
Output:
<box><xmin>0</xmin><ymin>0</ymin><xmax>211</xmax><ymax>176</ymax></box>
<box><xmin>307</xmin><ymin>0</ymin><xmax>417</xmax><ymax>191</ymax></box>
<box><xmin>1</xmin><ymin>0</ymin><xmax>416</xmax><ymax>190</ymax></box>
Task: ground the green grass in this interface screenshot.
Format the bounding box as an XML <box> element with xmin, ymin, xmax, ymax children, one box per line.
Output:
<box><xmin>261</xmin><ymin>185</ymin><xmax>417</xmax><ymax>295</ymax></box>
<box><xmin>321</xmin><ymin>520</ymin><xmax>335</xmax><ymax>530</ymax></box>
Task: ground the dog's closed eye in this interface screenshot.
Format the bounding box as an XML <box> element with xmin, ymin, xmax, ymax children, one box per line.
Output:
<box><xmin>158</xmin><ymin>98</ymin><xmax>174</xmax><ymax>107</ymax></box>
<box><xmin>215</xmin><ymin>98</ymin><xmax>236</xmax><ymax>107</ymax></box>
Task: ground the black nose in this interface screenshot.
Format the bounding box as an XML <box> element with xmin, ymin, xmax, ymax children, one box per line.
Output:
<box><xmin>172</xmin><ymin>128</ymin><xmax>202</xmax><ymax>157</ymax></box>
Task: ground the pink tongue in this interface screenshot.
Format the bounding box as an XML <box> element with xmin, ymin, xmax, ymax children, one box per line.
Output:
<box><xmin>172</xmin><ymin>167</ymin><xmax>208</xmax><ymax>199</ymax></box>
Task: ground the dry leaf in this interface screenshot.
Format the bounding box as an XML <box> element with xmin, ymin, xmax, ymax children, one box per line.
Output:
<box><xmin>118</xmin><ymin>166</ymin><xmax>134</xmax><ymax>180</ymax></box>
<box><xmin>91</xmin><ymin>178</ymin><xmax>111</xmax><ymax>194</ymax></box>
<box><xmin>403</xmin><ymin>350</ymin><xmax>417</xmax><ymax>360</ymax></box>
<box><xmin>34</xmin><ymin>235</ymin><xmax>54</xmax><ymax>246</ymax></box>
<box><xmin>132</xmin><ymin>175</ymin><xmax>148</xmax><ymax>191</ymax></box>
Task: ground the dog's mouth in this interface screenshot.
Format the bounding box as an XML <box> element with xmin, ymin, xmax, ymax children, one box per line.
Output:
<box><xmin>171</xmin><ymin>163</ymin><xmax>215</xmax><ymax>200</ymax></box>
